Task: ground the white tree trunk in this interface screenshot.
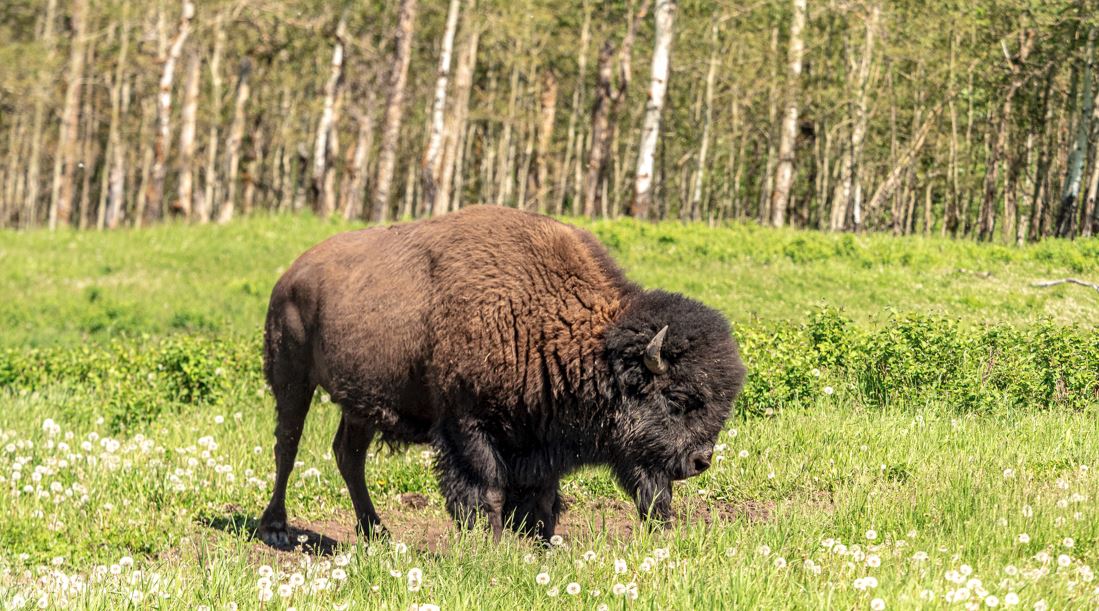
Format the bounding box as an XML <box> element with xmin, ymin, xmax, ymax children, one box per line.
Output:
<box><xmin>311</xmin><ymin>16</ymin><xmax>347</xmax><ymax>217</ymax></box>
<box><xmin>144</xmin><ymin>0</ymin><xmax>195</xmax><ymax>225</ymax></box>
<box><xmin>198</xmin><ymin>14</ymin><xmax>225</xmax><ymax>224</ymax></box>
<box><xmin>174</xmin><ymin>52</ymin><xmax>201</xmax><ymax>219</ymax></box>
<box><xmin>1058</xmin><ymin>26</ymin><xmax>1096</xmax><ymax>237</ymax></box>
<box><xmin>25</xmin><ymin>0</ymin><xmax>58</xmax><ymax>227</ymax></box>
<box><xmin>630</xmin><ymin>0</ymin><xmax>677</xmax><ymax>218</ymax></box>
<box><xmin>830</xmin><ymin>4</ymin><xmax>877</xmax><ymax>231</ymax></box>
<box><xmin>48</xmin><ymin>0</ymin><xmax>89</xmax><ymax>229</ymax></box>
<box><xmin>769</xmin><ymin>0</ymin><xmax>807</xmax><ymax>227</ymax></box>
<box><xmin>433</xmin><ymin>12</ymin><xmax>479</xmax><ymax>217</ymax></box>
<box><xmin>422</xmin><ymin>0</ymin><xmax>462</xmax><ymax>209</ymax></box>
<box><xmin>689</xmin><ymin>23</ymin><xmax>719</xmax><ymax>220</ymax></box>
<box><xmin>370</xmin><ymin>0</ymin><xmax>419</xmax><ymax>222</ymax></box>
<box><xmin>217</xmin><ymin>59</ymin><xmax>252</xmax><ymax>224</ymax></box>
<box><xmin>105</xmin><ymin>15</ymin><xmax>131</xmax><ymax>229</ymax></box>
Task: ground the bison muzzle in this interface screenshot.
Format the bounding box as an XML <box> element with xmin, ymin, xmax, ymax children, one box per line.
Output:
<box><xmin>257</xmin><ymin>205</ymin><xmax>746</xmax><ymax>545</ymax></box>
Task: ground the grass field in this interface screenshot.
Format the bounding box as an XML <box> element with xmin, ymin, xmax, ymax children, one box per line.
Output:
<box><xmin>1</xmin><ymin>214</ymin><xmax>1098</xmax><ymax>609</ymax></box>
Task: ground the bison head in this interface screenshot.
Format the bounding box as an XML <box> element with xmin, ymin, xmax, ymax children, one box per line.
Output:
<box><xmin>604</xmin><ymin>290</ymin><xmax>746</xmax><ymax>525</ymax></box>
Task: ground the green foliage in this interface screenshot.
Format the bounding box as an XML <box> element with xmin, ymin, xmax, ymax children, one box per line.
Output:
<box><xmin>0</xmin><ymin>336</ymin><xmax>263</xmax><ymax>431</ymax></box>
<box><xmin>738</xmin><ymin>310</ymin><xmax>1099</xmax><ymax>417</ymax></box>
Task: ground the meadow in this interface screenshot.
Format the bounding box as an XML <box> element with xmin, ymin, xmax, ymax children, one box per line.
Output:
<box><xmin>0</xmin><ymin>215</ymin><xmax>1098</xmax><ymax>609</ymax></box>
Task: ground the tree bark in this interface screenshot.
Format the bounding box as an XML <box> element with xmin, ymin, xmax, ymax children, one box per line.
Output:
<box><xmin>144</xmin><ymin>0</ymin><xmax>195</xmax><ymax>226</ymax></box>
<box><xmin>49</xmin><ymin>0</ymin><xmax>89</xmax><ymax>230</ymax></box>
<box><xmin>585</xmin><ymin>0</ymin><xmax>649</xmax><ymax>218</ymax></box>
<box><xmin>433</xmin><ymin>13</ymin><xmax>479</xmax><ymax>216</ymax></box>
<box><xmin>1058</xmin><ymin>26</ymin><xmax>1097</xmax><ymax>238</ymax></box>
<box><xmin>630</xmin><ymin>0</ymin><xmax>677</xmax><ymax>219</ymax></box>
<box><xmin>104</xmin><ymin>16</ymin><xmax>131</xmax><ymax>229</ymax></box>
<box><xmin>311</xmin><ymin>16</ymin><xmax>347</xmax><ymax>217</ymax></box>
<box><xmin>979</xmin><ymin>28</ymin><xmax>1036</xmax><ymax>241</ymax></box>
<box><xmin>217</xmin><ymin>58</ymin><xmax>252</xmax><ymax>224</ymax></box>
<box><xmin>340</xmin><ymin>92</ymin><xmax>377</xmax><ymax>220</ymax></box>
<box><xmin>198</xmin><ymin>14</ymin><xmax>226</xmax><ymax>224</ymax></box>
<box><xmin>421</xmin><ymin>0</ymin><xmax>462</xmax><ymax>210</ymax></box>
<box><xmin>370</xmin><ymin>0</ymin><xmax>419</xmax><ymax>223</ymax></box>
<box><xmin>24</xmin><ymin>0</ymin><xmax>58</xmax><ymax>228</ymax></box>
<box><xmin>689</xmin><ymin>23</ymin><xmax>719</xmax><ymax>222</ymax></box>
<box><xmin>830</xmin><ymin>5</ymin><xmax>878</xmax><ymax>232</ymax></box>
<box><xmin>174</xmin><ymin>52</ymin><xmax>201</xmax><ymax>219</ymax></box>
<box><xmin>556</xmin><ymin>2</ymin><xmax>592</xmax><ymax>215</ymax></box>
<box><xmin>531</xmin><ymin>69</ymin><xmax>559</xmax><ymax>213</ymax></box>
<box><xmin>768</xmin><ymin>0</ymin><xmax>806</xmax><ymax>227</ymax></box>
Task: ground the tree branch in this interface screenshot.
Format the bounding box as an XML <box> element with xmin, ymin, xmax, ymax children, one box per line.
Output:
<box><xmin>1032</xmin><ymin>278</ymin><xmax>1099</xmax><ymax>293</ymax></box>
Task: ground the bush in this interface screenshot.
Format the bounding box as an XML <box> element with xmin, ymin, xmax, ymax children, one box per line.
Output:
<box><xmin>0</xmin><ymin>336</ymin><xmax>263</xmax><ymax>431</ymax></box>
<box><xmin>736</xmin><ymin>310</ymin><xmax>1098</xmax><ymax>416</ymax></box>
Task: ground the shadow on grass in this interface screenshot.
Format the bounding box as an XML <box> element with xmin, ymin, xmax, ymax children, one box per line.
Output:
<box><xmin>199</xmin><ymin>510</ymin><xmax>344</xmax><ymax>556</ymax></box>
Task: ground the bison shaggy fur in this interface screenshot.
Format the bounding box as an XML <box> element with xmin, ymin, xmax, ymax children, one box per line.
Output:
<box><xmin>257</xmin><ymin>205</ymin><xmax>745</xmax><ymax>545</ymax></box>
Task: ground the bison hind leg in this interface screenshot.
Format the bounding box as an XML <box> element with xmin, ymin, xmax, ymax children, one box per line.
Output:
<box><xmin>258</xmin><ymin>379</ymin><xmax>315</xmax><ymax>548</ymax></box>
<box><xmin>332</xmin><ymin>415</ymin><xmax>388</xmax><ymax>539</ymax></box>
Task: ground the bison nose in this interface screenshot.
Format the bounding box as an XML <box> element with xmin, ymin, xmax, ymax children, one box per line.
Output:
<box><xmin>687</xmin><ymin>448</ymin><xmax>713</xmax><ymax>477</ymax></box>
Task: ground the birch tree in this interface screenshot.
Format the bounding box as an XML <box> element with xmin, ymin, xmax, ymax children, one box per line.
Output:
<box><xmin>630</xmin><ymin>0</ymin><xmax>677</xmax><ymax>219</ymax></box>
<box><xmin>310</xmin><ymin>15</ymin><xmax>347</xmax><ymax>217</ymax></box>
<box><xmin>48</xmin><ymin>0</ymin><xmax>89</xmax><ymax>230</ymax></box>
<box><xmin>370</xmin><ymin>0</ymin><xmax>419</xmax><ymax>223</ymax></box>
<box><xmin>421</xmin><ymin>0</ymin><xmax>462</xmax><ymax>210</ymax></box>
<box><xmin>174</xmin><ymin>53</ymin><xmax>201</xmax><ymax>219</ymax></box>
<box><xmin>768</xmin><ymin>0</ymin><xmax>806</xmax><ymax>227</ymax></box>
<box><xmin>144</xmin><ymin>0</ymin><xmax>195</xmax><ymax>225</ymax></box>
<box><xmin>1056</xmin><ymin>26</ymin><xmax>1095</xmax><ymax>238</ymax></box>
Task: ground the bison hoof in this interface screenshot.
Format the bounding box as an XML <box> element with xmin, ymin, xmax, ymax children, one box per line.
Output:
<box><xmin>258</xmin><ymin>521</ymin><xmax>292</xmax><ymax>548</ymax></box>
<box><xmin>358</xmin><ymin>522</ymin><xmax>390</xmax><ymax>541</ymax></box>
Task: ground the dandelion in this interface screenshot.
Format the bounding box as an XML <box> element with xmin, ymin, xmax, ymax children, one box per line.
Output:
<box><xmin>870</xmin><ymin>598</ymin><xmax>886</xmax><ymax>610</ymax></box>
<box><xmin>614</xmin><ymin>559</ymin><xmax>628</xmax><ymax>574</ymax></box>
<box><xmin>757</xmin><ymin>544</ymin><xmax>771</xmax><ymax>557</ymax></box>
<box><xmin>866</xmin><ymin>554</ymin><xmax>881</xmax><ymax>568</ymax></box>
<box><xmin>583</xmin><ymin>550</ymin><xmax>597</xmax><ymax>562</ymax></box>
<box><xmin>566</xmin><ymin>582</ymin><xmax>581</xmax><ymax>596</ymax></box>
<box><xmin>774</xmin><ymin>557</ymin><xmax>787</xmax><ymax>569</ymax></box>
<box><xmin>536</xmin><ymin>572</ymin><xmax>551</xmax><ymax>586</ymax></box>
<box><xmin>1022</xmin><ymin>505</ymin><xmax>1033</xmax><ymax>518</ymax></box>
<box><xmin>639</xmin><ymin>559</ymin><xmax>653</xmax><ymax>572</ymax></box>
<box><xmin>130</xmin><ymin>591</ymin><xmax>144</xmax><ymax>604</ymax></box>
<box><xmin>546</xmin><ymin>586</ymin><xmax>559</xmax><ymax>598</ymax></box>
<box><xmin>278</xmin><ymin>584</ymin><xmax>293</xmax><ymax>598</ymax></box>
<box><xmin>739</xmin><ymin>450</ymin><xmax>749</xmax><ymax>459</ymax></box>
<box><xmin>1033</xmin><ymin>600</ymin><xmax>1048</xmax><ymax>611</ymax></box>
<box><xmin>549</xmin><ymin>535</ymin><xmax>564</xmax><ymax>547</ymax></box>
<box><xmin>332</xmin><ymin>569</ymin><xmax>347</xmax><ymax>581</ymax></box>
<box><xmin>258</xmin><ymin>565</ymin><xmax>273</xmax><ymax>578</ymax></box>
<box><xmin>985</xmin><ymin>596</ymin><xmax>999</xmax><ymax>607</ymax></box>
<box><xmin>920</xmin><ymin>590</ymin><xmax>935</xmax><ymax>601</ymax></box>
<box><xmin>912</xmin><ymin>551</ymin><xmax>929</xmax><ymax>562</ymax></box>
<box><xmin>1057</xmin><ymin>554</ymin><xmax>1071</xmax><ymax>568</ymax></box>
<box><xmin>395</xmin><ymin>542</ymin><xmax>409</xmax><ymax>554</ymax></box>
<box><xmin>214</xmin><ymin>415</ymin><xmax>225</xmax><ymax>424</ymax></box>
<box><xmin>612</xmin><ymin>583</ymin><xmax>627</xmax><ymax>596</ymax></box>
<box><xmin>1003</xmin><ymin>593</ymin><xmax>1019</xmax><ymax>606</ymax></box>
<box><xmin>1063</xmin><ymin>537</ymin><xmax>1075</xmax><ymax>548</ymax></box>
<box><xmin>823</xmin><ymin>386</ymin><xmax>835</xmax><ymax>395</ymax></box>
<box><xmin>653</xmin><ymin>548</ymin><xmax>669</xmax><ymax>561</ymax></box>
<box><xmin>1017</xmin><ymin>533</ymin><xmax>1030</xmax><ymax>544</ymax></box>
<box><xmin>523</xmin><ymin>554</ymin><xmax>535</xmax><ymax>564</ymax></box>
<box><xmin>418</xmin><ymin>606</ymin><xmax>441</xmax><ymax>611</ymax></box>
<box><xmin>289</xmin><ymin>573</ymin><xmax>305</xmax><ymax>587</ymax></box>
<box><xmin>865</xmin><ymin>529</ymin><xmax>878</xmax><ymax>541</ymax></box>
<box><xmin>258</xmin><ymin>588</ymin><xmax>273</xmax><ymax>602</ymax></box>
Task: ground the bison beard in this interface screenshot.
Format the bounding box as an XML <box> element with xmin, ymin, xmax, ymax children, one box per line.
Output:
<box><xmin>257</xmin><ymin>205</ymin><xmax>745</xmax><ymax>546</ymax></box>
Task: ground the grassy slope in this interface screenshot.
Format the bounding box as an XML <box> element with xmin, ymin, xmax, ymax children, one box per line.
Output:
<box><xmin>1</xmin><ymin>215</ymin><xmax>1098</xmax><ymax>609</ymax></box>
<box><xmin>1</xmin><ymin>213</ymin><xmax>1097</xmax><ymax>348</ymax></box>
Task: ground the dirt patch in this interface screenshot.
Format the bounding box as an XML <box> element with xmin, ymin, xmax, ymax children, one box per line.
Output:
<box><xmin>197</xmin><ymin>494</ymin><xmax>780</xmax><ymax>563</ymax></box>
<box><xmin>398</xmin><ymin>492</ymin><xmax>431</xmax><ymax>510</ymax></box>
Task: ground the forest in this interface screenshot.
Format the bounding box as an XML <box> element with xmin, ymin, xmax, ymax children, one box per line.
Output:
<box><xmin>2</xmin><ymin>0</ymin><xmax>1099</xmax><ymax>240</ymax></box>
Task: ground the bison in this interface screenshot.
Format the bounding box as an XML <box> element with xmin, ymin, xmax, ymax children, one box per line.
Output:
<box><xmin>257</xmin><ymin>205</ymin><xmax>745</xmax><ymax>545</ymax></box>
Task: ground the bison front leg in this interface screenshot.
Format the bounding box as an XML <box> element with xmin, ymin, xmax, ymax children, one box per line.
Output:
<box><xmin>504</xmin><ymin>481</ymin><xmax>562</xmax><ymax>542</ymax></box>
<box><xmin>434</xmin><ymin>418</ymin><xmax>507</xmax><ymax>543</ymax></box>
<box><xmin>332</xmin><ymin>415</ymin><xmax>387</xmax><ymax>539</ymax></box>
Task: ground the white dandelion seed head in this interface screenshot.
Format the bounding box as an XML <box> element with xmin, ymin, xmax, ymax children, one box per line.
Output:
<box><xmin>565</xmin><ymin>582</ymin><xmax>581</xmax><ymax>596</ymax></box>
<box><xmin>535</xmin><ymin>572</ymin><xmax>550</xmax><ymax>586</ymax></box>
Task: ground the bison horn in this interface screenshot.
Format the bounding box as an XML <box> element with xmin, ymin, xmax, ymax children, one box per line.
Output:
<box><xmin>644</xmin><ymin>325</ymin><xmax>669</xmax><ymax>375</ymax></box>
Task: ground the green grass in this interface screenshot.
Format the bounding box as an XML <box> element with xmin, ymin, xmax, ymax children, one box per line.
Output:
<box><xmin>1</xmin><ymin>214</ymin><xmax>1098</xmax><ymax>609</ymax></box>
